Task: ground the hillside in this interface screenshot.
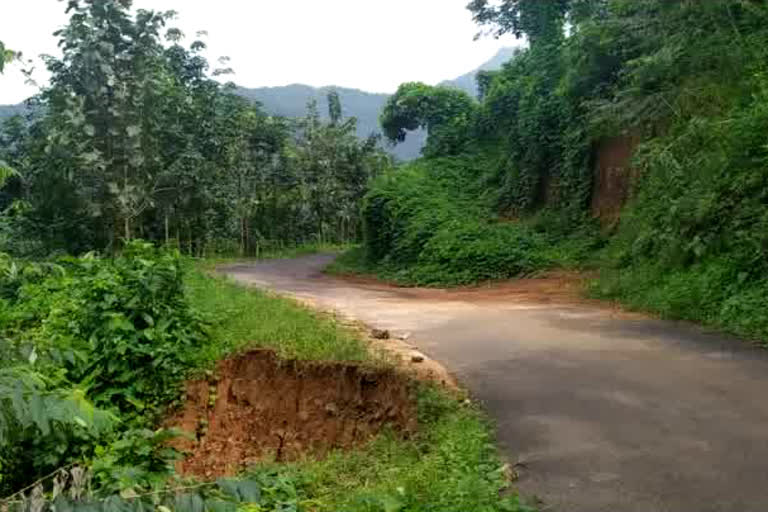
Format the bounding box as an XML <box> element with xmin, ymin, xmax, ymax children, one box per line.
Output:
<box><xmin>350</xmin><ymin>2</ymin><xmax>768</xmax><ymax>345</ymax></box>
<box><xmin>440</xmin><ymin>47</ymin><xmax>518</xmax><ymax>97</ymax></box>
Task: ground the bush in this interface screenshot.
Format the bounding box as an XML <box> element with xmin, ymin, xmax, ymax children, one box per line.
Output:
<box><xmin>357</xmin><ymin>156</ymin><xmax>592</xmax><ymax>286</ymax></box>
<box><xmin>0</xmin><ymin>242</ymin><xmax>207</xmax><ymax>495</ymax></box>
<box><xmin>16</xmin><ymin>242</ymin><xmax>207</xmax><ymax>416</ymax></box>
<box><xmin>408</xmin><ymin>220</ymin><xmax>551</xmax><ymax>285</ymax></box>
<box><xmin>595</xmin><ymin>76</ymin><xmax>768</xmax><ymax>342</ymax></box>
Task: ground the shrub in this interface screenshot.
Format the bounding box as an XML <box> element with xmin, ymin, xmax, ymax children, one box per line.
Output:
<box><xmin>18</xmin><ymin>242</ymin><xmax>208</xmax><ymax>416</ymax></box>
<box><xmin>359</xmin><ymin>156</ymin><xmax>590</xmax><ymax>286</ymax></box>
<box><xmin>0</xmin><ymin>242</ymin><xmax>207</xmax><ymax>494</ymax></box>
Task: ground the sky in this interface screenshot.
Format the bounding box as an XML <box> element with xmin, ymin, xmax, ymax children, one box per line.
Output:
<box><xmin>0</xmin><ymin>0</ymin><xmax>522</xmax><ymax>105</ymax></box>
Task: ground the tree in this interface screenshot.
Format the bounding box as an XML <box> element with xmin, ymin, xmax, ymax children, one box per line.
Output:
<box><xmin>0</xmin><ymin>40</ymin><xmax>13</xmax><ymax>73</ymax></box>
<box><xmin>0</xmin><ymin>1</ymin><xmax>389</xmax><ymax>257</ymax></box>
<box><xmin>380</xmin><ymin>83</ymin><xmax>477</xmax><ymax>157</ymax></box>
<box><xmin>466</xmin><ymin>0</ymin><xmax>570</xmax><ymax>43</ymax></box>
<box><xmin>290</xmin><ymin>94</ymin><xmax>390</xmax><ymax>243</ymax></box>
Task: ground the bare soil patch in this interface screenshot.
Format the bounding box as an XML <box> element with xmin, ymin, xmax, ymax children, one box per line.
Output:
<box><xmin>170</xmin><ymin>350</ymin><xmax>416</xmax><ymax>479</ymax></box>
<box><xmin>336</xmin><ymin>270</ymin><xmax>599</xmax><ymax>306</ymax></box>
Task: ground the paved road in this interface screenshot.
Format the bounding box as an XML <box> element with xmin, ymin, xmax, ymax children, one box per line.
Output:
<box><xmin>222</xmin><ymin>254</ymin><xmax>768</xmax><ymax>512</ymax></box>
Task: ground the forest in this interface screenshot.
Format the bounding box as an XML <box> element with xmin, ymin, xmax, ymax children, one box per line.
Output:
<box><xmin>0</xmin><ymin>2</ymin><xmax>391</xmax><ymax>258</ymax></box>
<box><xmin>3</xmin><ymin>0</ymin><xmax>768</xmax><ymax>510</ymax></box>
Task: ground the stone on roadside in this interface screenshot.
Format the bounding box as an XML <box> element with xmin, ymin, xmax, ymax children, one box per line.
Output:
<box><xmin>371</xmin><ymin>329</ymin><xmax>390</xmax><ymax>340</ymax></box>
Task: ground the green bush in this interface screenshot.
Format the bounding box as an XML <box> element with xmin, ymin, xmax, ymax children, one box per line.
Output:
<box><xmin>408</xmin><ymin>220</ymin><xmax>550</xmax><ymax>285</ymax></box>
<box><xmin>356</xmin><ymin>156</ymin><xmax>593</xmax><ymax>286</ymax></box>
<box><xmin>0</xmin><ymin>242</ymin><xmax>207</xmax><ymax>495</ymax></box>
<box><xmin>16</xmin><ymin>242</ymin><xmax>207</xmax><ymax>416</ymax></box>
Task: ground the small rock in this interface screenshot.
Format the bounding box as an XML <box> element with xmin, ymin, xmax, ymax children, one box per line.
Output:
<box><xmin>411</xmin><ymin>354</ymin><xmax>425</xmax><ymax>363</ymax></box>
<box><xmin>371</xmin><ymin>329</ymin><xmax>390</xmax><ymax>340</ymax></box>
<box><xmin>397</xmin><ymin>332</ymin><xmax>412</xmax><ymax>341</ymax></box>
<box><xmin>500</xmin><ymin>463</ymin><xmax>518</xmax><ymax>482</ymax></box>
<box><xmin>325</xmin><ymin>402</ymin><xmax>339</xmax><ymax>416</ymax></box>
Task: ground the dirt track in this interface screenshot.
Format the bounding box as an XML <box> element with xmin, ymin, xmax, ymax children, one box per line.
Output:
<box><xmin>222</xmin><ymin>254</ymin><xmax>768</xmax><ymax>512</ymax></box>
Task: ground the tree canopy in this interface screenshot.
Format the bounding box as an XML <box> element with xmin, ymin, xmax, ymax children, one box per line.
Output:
<box><xmin>380</xmin><ymin>82</ymin><xmax>477</xmax><ymax>157</ymax></box>
<box><xmin>0</xmin><ymin>1</ymin><xmax>391</xmax><ymax>257</ymax></box>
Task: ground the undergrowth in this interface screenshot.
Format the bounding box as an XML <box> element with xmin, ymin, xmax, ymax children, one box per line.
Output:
<box><xmin>1</xmin><ymin>243</ymin><xmax>530</xmax><ymax>510</ymax></box>
<box><xmin>329</xmin><ymin>157</ymin><xmax>600</xmax><ymax>287</ymax></box>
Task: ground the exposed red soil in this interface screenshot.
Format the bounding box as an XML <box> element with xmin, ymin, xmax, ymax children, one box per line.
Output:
<box><xmin>335</xmin><ymin>270</ymin><xmax>600</xmax><ymax>306</ymax></box>
<box><xmin>169</xmin><ymin>350</ymin><xmax>416</xmax><ymax>479</ymax></box>
<box><xmin>591</xmin><ymin>134</ymin><xmax>641</xmax><ymax>226</ymax></box>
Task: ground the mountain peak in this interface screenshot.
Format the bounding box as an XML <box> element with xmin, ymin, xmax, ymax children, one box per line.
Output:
<box><xmin>440</xmin><ymin>46</ymin><xmax>518</xmax><ymax>97</ymax></box>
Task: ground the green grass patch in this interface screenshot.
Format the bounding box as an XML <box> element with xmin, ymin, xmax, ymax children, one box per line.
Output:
<box><xmin>591</xmin><ymin>260</ymin><xmax>768</xmax><ymax>344</ymax></box>
<box><xmin>243</xmin><ymin>385</ymin><xmax>534</xmax><ymax>512</ymax></box>
<box><xmin>185</xmin><ymin>268</ymin><xmax>369</xmax><ymax>363</ymax></box>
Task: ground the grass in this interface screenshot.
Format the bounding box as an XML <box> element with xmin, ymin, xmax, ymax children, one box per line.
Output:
<box><xmin>184</xmin><ymin>264</ymin><xmax>533</xmax><ymax>511</ymax></box>
<box><xmin>590</xmin><ymin>259</ymin><xmax>768</xmax><ymax>344</ymax></box>
<box><xmin>185</xmin><ymin>268</ymin><xmax>369</xmax><ymax>363</ymax></box>
<box><xmin>244</xmin><ymin>386</ymin><xmax>533</xmax><ymax>512</ymax></box>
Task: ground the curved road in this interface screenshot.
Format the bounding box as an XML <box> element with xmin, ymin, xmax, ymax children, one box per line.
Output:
<box><xmin>222</xmin><ymin>254</ymin><xmax>768</xmax><ymax>512</ymax></box>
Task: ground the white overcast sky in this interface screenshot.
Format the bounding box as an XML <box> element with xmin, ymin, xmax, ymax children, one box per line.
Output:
<box><xmin>0</xmin><ymin>0</ymin><xmax>522</xmax><ymax>104</ymax></box>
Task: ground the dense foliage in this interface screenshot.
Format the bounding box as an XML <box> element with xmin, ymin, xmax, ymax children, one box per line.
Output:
<box><xmin>0</xmin><ymin>242</ymin><xmax>200</xmax><ymax>495</ymax></box>
<box><xmin>0</xmin><ymin>1</ymin><xmax>390</xmax><ymax>258</ymax></box>
<box><xmin>358</xmin><ymin>0</ymin><xmax>768</xmax><ymax>341</ymax></box>
<box><xmin>380</xmin><ymin>83</ymin><xmax>478</xmax><ymax>158</ymax></box>
<box><xmin>352</xmin><ymin>157</ymin><xmax>564</xmax><ymax>285</ymax></box>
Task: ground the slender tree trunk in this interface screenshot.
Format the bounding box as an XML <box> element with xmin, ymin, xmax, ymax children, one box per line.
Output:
<box><xmin>245</xmin><ymin>216</ymin><xmax>250</xmax><ymax>256</ymax></box>
<box><xmin>240</xmin><ymin>217</ymin><xmax>246</xmax><ymax>257</ymax></box>
<box><xmin>187</xmin><ymin>222</ymin><xmax>192</xmax><ymax>255</ymax></box>
<box><xmin>164</xmin><ymin>214</ymin><xmax>170</xmax><ymax>245</ymax></box>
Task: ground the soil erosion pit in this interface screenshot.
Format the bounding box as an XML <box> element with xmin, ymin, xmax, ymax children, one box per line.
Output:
<box><xmin>170</xmin><ymin>350</ymin><xmax>416</xmax><ymax>478</ymax></box>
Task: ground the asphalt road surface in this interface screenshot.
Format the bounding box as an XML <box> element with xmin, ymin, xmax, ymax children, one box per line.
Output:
<box><xmin>221</xmin><ymin>254</ymin><xmax>768</xmax><ymax>512</ymax></box>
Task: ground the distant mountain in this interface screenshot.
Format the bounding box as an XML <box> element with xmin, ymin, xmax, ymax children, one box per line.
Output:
<box><xmin>440</xmin><ymin>47</ymin><xmax>518</xmax><ymax>97</ymax></box>
<box><xmin>0</xmin><ymin>48</ymin><xmax>516</xmax><ymax>161</ymax></box>
<box><xmin>236</xmin><ymin>84</ymin><xmax>426</xmax><ymax>161</ymax></box>
<box><xmin>0</xmin><ymin>103</ymin><xmax>31</xmax><ymax>120</ymax></box>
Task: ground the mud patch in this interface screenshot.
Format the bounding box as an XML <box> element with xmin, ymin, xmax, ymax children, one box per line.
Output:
<box><xmin>169</xmin><ymin>350</ymin><xmax>416</xmax><ymax>479</ymax></box>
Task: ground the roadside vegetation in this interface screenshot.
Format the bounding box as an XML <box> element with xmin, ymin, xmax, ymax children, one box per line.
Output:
<box><xmin>0</xmin><ymin>1</ymin><xmax>531</xmax><ymax>509</ymax></box>
<box><xmin>343</xmin><ymin>0</ymin><xmax>768</xmax><ymax>344</ymax></box>
<box><xmin>187</xmin><ymin>267</ymin><xmax>369</xmax><ymax>363</ymax></box>
<box><xmin>0</xmin><ymin>244</ymin><xmax>530</xmax><ymax>511</ymax></box>
<box><xmin>7</xmin><ymin>0</ymin><xmax>767</xmax><ymax>508</ymax></box>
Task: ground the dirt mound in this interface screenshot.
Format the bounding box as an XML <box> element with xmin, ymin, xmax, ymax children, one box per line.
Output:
<box><xmin>169</xmin><ymin>350</ymin><xmax>416</xmax><ymax>478</ymax></box>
